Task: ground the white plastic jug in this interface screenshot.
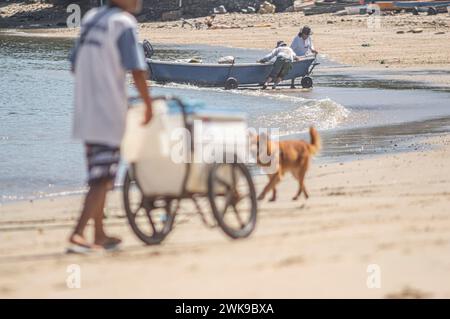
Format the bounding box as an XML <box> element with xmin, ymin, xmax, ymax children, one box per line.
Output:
<box><xmin>121</xmin><ymin>100</ymin><xmax>187</xmax><ymax>196</ymax></box>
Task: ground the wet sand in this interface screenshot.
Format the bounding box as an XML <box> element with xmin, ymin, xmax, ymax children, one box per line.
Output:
<box><xmin>1</xmin><ymin>134</ymin><xmax>449</xmax><ymax>298</ymax></box>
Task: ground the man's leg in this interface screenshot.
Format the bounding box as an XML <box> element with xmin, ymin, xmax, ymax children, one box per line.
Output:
<box><xmin>262</xmin><ymin>77</ymin><xmax>273</xmax><ymax>89</ymax></box>
<box><xmin>69</xmin><ymin>182</ymin><xmax>108</xmax><ymax>248</ymax></box>
<box><xmin>272</xmin><ymin>77</ymin><xmax>282</xmax><ymax>89</ymax></box>
<box><xmin>92</xmin><ymin>181</ymin><xmax>121</xmax><ymax>246</ymax></box>
<box><xmin>291</xmin><ymin>78</ymin><xmax>296</xmax><ymax>89</ymax></box>
<box><xmin>69</xmin><ymin>144</ymin><xmax>121</xmax><ymax>249</ymax></box>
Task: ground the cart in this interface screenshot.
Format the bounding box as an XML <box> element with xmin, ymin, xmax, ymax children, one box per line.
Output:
<box><xmin>121</xmin><ymin>97</ymin><xmax>258</xmax><ymax>245</ymax></box>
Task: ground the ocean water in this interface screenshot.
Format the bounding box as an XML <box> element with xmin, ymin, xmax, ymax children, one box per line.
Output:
<box><xmin>1</xmin><ymin>32</ymin><xmax>450</xmax><ymax>202</ymax></box>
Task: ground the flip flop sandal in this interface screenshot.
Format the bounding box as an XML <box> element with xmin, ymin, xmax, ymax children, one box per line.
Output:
<box><xmin>101</xmin><ymin>238</ymin><xmax>122</xmax><ymax>251</ymax></box>
<box><xmin>66</xmin><ymin>244</ymin><xmax>101</xmax><ymax>255</ymax></box>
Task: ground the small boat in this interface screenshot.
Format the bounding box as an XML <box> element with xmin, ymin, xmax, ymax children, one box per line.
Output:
<box><xmin>394</xmin><ymin>0</ymin><xmax>450</xmax><ymax>7</ymax></box>
<box><xmin>142</xmin><ymin>41</ymin><xmax>318</xmax><ymax>90</ymax></box>
<box><xmin>361</xmin><ymin>0</ymin><xmax>450</xmax><ymax>10</ymax></box>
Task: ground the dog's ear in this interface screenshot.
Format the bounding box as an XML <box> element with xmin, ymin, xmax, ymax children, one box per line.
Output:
<box><xmin>248</xmin><ymin>131</ymin><xmax>258</xmax><ymax>143</ymax></box>
<box><xmin>259</xmin><ymin>132</ymin><xmax>268</xmax><ymax>144</ymax></box>
<box><xmin>258</xmin><ymin>133</ymin><xmax>273</xmax><ymax>155</ymax></box>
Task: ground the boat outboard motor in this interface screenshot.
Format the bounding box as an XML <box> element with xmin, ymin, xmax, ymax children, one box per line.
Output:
<box><xmin>142</xmin><ymin>39</ymin><xmax>154</xmax><ymax>59</ymax></box>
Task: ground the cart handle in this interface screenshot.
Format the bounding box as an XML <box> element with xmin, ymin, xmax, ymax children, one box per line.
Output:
<box><xmin>130</xmin><ymin>95</ymin><xmax>189</xmax><ymax>116</ymax></box>
<box><xmin>307</xmin><ymin>55</ymin><xmax>320</xmax><ymax>76</ymax></box>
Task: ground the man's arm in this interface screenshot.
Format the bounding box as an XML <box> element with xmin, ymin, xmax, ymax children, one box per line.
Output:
<box><xmin>69</xmin><ymin>38</ymin><xmax>80</xmax><ymax>73</ymax></box>
<box><xmin>117</xmin><ymin>27</ymin><xmax>153</xmax><ymax>124</ymax></box>
<box><xmin>259</xmin><ymin>48</ymin><xmax>278</xmax><ymax>63</ymax></box>
<box><xmin>290</xmin><ymin>37</ymin><xmax>298</xmax><ymax>52</ymax></box>
<box><xmin>310</xmin><ymin>38</ymin><xmax>318</xmax><ymax>55</ymax></box>
<box><xmin>132</xmin><ymin>70</ymin><xmax>153</xmax><ymax>125</ymax></box>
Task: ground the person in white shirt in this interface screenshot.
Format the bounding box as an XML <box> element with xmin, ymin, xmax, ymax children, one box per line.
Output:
<box><xmin>258</xmin><ymin>41</ymin><xmax>300</xmax><ymax>89</ymax></box>
<box><xmin>68</xmin><ymin>0</ymin><xmax>153</xmax><ymax>252</ymax></box>
<box><xmin>290</xmin><ymin>26</ymin><xmax>318</xmax><ymax>88</ymax></box>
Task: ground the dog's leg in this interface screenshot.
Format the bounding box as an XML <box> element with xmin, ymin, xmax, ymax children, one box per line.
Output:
<box><xmin>290</xmin><ymin>170</ymin><xmax>302</xmax><ymax>200</ymax></box>
<box><xmin>292</xmin><ymin>183</ymin><xmax>302</xmax><ymax>201</ymax></box>
<box><xmin>299</xmin><ymin>161</ymin><xmax>309</xmax><ymax>199</ymax></box>
<box><xmin>258</xmin><ymin>173</ymin><xmax>281</xmax><ymax>201</ymax></box>
<box><xmin>269</xmin><ymin>187</ymin><xmax>277</xmax><ymax>202</ymax></box>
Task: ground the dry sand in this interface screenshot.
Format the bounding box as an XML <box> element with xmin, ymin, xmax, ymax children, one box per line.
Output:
<box><xmin>1</xmin><ymin>134</ymin><xmax>449</xmax><ymax>298</ymax></box>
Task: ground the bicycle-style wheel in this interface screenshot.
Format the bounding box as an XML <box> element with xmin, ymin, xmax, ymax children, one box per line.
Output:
<box><xmin>123</xmin><ymin>170</ymin><xmax>176</xmax><ymax>245</ymax></box>
<box><xmin>207</xmin><ymin>162</ymin><xmax>257</xmax><ymax>239</ymax></box>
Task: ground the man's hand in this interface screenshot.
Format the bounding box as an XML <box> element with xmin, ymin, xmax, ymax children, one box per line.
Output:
<box><xmin>132</xmin><ymin>69</ymin><xmax>153</xmax><ymax>126</ymax></box>
<box><xmin>142</xmin><ymin>102</ymin><xmax>153</xmax><ymax>125</ymax></box>
<box><xmin>312</xmin><ymin>49</ymin><xmax>318</xmax><ymax>55</ymax></box>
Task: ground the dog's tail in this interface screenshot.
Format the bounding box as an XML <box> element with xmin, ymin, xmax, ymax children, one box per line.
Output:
<box><xmin>308</xmin><ymin>127</ymin><xmax>321</xmax><ymax>155</ymax></box>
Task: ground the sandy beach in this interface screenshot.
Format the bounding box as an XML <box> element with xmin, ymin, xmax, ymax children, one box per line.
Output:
<box><xmin>1</xmin><ymin>4</ymin><xmax>450</xmax><ymax>299</ymax></box>
<box><xmin>1</xmin><ymin>134</ymin><xmax>449</xmax><ymax>298</ymax></box>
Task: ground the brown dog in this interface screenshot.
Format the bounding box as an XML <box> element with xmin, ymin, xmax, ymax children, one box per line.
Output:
<box><xmin>255</xmin><ymin>127</ymin><xmax>321</xmax><ymax>202</ymax></box>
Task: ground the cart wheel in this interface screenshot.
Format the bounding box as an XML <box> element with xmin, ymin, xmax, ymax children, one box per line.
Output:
<box><xmin>427</xmin><ymin>7</ymin><xmax>437</xmax><ymax>15</ymax></box>
<box><xmin>225</xmin><ymin>77</ymin><xmax>238</xmax><ymax>90</ymax></box>
<box><xmin>301</xmin><ymin>76</ymin><xmax>313</xmax><ymax>89</ymax></box>
<box><xmin>208</xmin><ymin>162</ymin><xmax>257</xmax><ymax>239</ymax></box>
<box><xmin>142</xmin><ymin>39</ymin><xmax>154</xmax><ymax>58</ymax></box>
<box><xmin>123</xmin><ymin>170</ymin><xmax>176</xmax><ymax>245</ymax></box>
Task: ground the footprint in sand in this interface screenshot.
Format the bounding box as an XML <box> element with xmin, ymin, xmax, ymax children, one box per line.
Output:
<box><xmin>385</xmin><ymin>286</ymin><xmax>432</xmax><ymax>299</ymax></box>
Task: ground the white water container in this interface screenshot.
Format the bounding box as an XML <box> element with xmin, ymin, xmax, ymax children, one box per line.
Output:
<box><xmin>345</xmin><ymin>5</ymin><xmax>367</xmax><ymax>15</ymax></box>
<box><xmin>121</xmin><ymin>100</ymin><xmax>186</xmax><ymax>196</ymax></box>
<box><xmin>121</xmin><ymin>99</ymin><xmax>248</xmax><ymax>196</ymax></box>
<box><xmin>218</xmin><ymin>56</ymin><xmax>235</xmax><ymax>64</ymax></box>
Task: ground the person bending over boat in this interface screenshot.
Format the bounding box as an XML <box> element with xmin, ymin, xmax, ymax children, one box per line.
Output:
<box><xmin>290</xmin><ymin>26</ymin><xmax>318</xmax><ymax>88</ymax></box>
<box><xmin>258</xmin><ymin>41</ymin><xmax>299</xmax><ymax>90</ymax></box>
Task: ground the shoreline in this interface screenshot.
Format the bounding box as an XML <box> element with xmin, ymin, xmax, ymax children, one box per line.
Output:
<box><xmin>2</xmin><ymin>10</ymin><xmax>450</xmax><ymax>87</ymax></box>
<box><xmin>7</xmin><ymin>11</ymin><xmax>450</xmax><ymax>64</ymax></box>
<box><xmin>2</xmin><ymin>112</ymin><xmax>449</xmax><ymax>206</ymax></box>
<box><xmin>1</xmin><ymin>133</ymin><xmax>449</xmax><ymax>298</ymax></box>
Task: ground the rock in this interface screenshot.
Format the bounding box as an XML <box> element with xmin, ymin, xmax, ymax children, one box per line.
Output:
<box><xmin>410</xmin><ymin>28</ymin><xmax>423</xmax><ymax>33</ymax></box>
<box><xmin>327</xmin><ymin>20</ymin><xmax>334</xmax><ymax>24</ymax></box>
<box><xmin>258</xmin><ymin>1</ymin><xmax>276</xmax><ymax>14</ymax></box>
<box><xmin>291</xmin><ymin>0</ymin><xmax>307</xmax><ymax>12</ymax></box>
<box><xmin>333</xmin><ymin>10</ymin><xmax>348</xmax><ymax>16</ymax></box>
<box><xmin>213</xmin><ymin>5</ymin><xmax>227</xmax><ymax>14</ymax></box>
<box><xmin>361</xmin><ymin>43</ymin><xmax>370</xmax><ymax>47</ymax></box>
<box><xmin>241</xmin><ymin>6</ymin><xmax>256</xmax><ymax>14</ymax></box>
<box><xmin>161</xmin><ymin>10</ymin><xmax>182</xmax><ymax>21</ymax></box>
<box><xmin>435</xmin><ymin>31</ymin><xmax>445</xmax><ymax>35</ymax></box>
<box><xmin>396</xmin><ymin>30</ymin><xmax>405</xmax><ymax>34</ymax></box>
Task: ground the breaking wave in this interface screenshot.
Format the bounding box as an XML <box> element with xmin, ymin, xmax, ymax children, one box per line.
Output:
<box><xmin>255</xmin><ymin>98</ymin><xmax>350</xmax><ymax>136</ymax></box>
<box><xmin>153</xmin><ymin>82</ymin><xmax>350</xmax><ymax>136</ymax></box>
